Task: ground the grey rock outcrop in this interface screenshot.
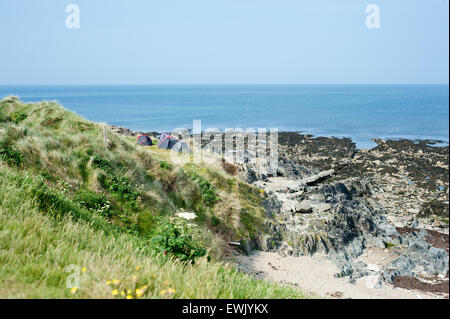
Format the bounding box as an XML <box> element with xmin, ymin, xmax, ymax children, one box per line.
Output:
<box><xmin>244</xmin><ymin>154</ymin><xmax>449</xmax><ymax>285</ymax></box>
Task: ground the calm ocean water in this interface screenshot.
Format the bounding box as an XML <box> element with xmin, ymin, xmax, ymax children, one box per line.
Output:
<box><xmin>0</xmin><ymin>85</ymin><xmax>448</xmax><ymax>148</ymax></box>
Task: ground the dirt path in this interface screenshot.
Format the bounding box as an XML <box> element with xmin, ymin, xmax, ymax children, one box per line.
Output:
<box><xmin>237</xmin><ymin>251</ymin><xmax>446</xmax><ymax>299</ymax></box>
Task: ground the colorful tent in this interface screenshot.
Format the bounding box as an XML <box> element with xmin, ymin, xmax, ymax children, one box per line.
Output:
<box><xmin>137</xmin><ymin>135</ymin><xmax>153</xmax><ymax>146</ymax></box>
<box><xmin>158</xmin><ymin>133</ymin><xmax>191</xmax><ymax>153</ymax></box>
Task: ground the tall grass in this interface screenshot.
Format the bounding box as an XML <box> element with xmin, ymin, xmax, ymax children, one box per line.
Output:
<box><xmin>0</xmin><ymin>97</ymin><xmax>310</xmax><ymax>299</ymax></box>
<box><xmin>0</xmin><ymin>167</ymin><xmax>309</xmax><ymax>298</ymax></box>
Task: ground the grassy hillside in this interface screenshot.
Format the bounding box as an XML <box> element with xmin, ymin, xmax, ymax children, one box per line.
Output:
<box><xmin>0</xmin><ymin>96</ymin><xmax>308</xmax><ymax>299</ymax></box>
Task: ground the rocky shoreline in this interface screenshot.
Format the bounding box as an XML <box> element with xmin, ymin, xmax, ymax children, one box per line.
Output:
<box><xmin>242</xmin><ymin>132</ymin><xmax>449</xmax><ymax>297</ymax></box>
<box><xmin>110</xmin><ymin>125</ymin><xmax>449</xmax><ymax>297</ymax></box>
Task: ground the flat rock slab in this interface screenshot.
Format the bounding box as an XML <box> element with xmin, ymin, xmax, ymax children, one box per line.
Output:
<box><xmin>293</xmin><ymin>201</ymin><xmax>313</xmax><ymax>214</ymax></box>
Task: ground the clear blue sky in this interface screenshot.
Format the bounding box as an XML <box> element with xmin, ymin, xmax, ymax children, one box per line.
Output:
<box><xmin>0</xmin><ymin>0</ymin><xmax>448</xmax><ymax>84</ymax></box>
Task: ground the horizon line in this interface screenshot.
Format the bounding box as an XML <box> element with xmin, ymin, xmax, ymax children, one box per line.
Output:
<box><xmin>0</xmin><ymin>83</ymin><xmax>449</xmax><ymax>86</ymax></box>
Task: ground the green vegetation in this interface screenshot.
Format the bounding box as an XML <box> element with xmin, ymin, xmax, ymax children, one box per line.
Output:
<box><xmin>0</xmin><ymin>140</ymin><xmax>22</xmax><ymax>166</ymax></box>
<box><xmin>159</xmin><ymin>160</ymin><xmax>172</xmax><ymax>170</ymax></box>
<box><xmin>0</xmin><ymin>96</ymin><xmax>308</xmax><ymax>299</ymax></box>
<box><xmin>151</xmin><ymin>218</ymin><xmax>207</xmax><ymax>263</ymax></box>
<box><xmin>10</xmin><ymin>110</ymin><xmax>28</xmax><ymax>124</ymax></box>
<box><xmin>75</xmin><ymin>189</ymin><xmax>112</xmax><ymax>217</ymax></box>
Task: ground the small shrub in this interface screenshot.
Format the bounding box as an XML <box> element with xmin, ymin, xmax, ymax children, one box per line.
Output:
<box><xmin>108</xmin><ymin>176</ymin><xmax>139</xmax><ymax>202</ymax></box>
<box><xmin>151</xmin><ymin>219</ymin><xmax>207</xmax><ymax>263</ymax></box>
<box><xmin>187</xmin><ymin>170</ymin><xmax>220</xmax><ymax>207</ymax></box>
<box><xmin>57</xmin><ymin>181</ymin><xmax>74</xmax><ymax>196</ymax></box>
<box><xmin>10</xmin><ymin>111</ymin><xmax>27</xmax><ymax>124</ymax></box>
<box><xmin>0</xmin><ymin>141</ymin><xmax>22</xmax><ymax>166</ymax></box>
<box><xmin>97</xmin><ymin>173</ymin><xmax>108</xmax><ymax>188</ymax></box>
<box><xmin>98</xmin><ymin>173</ymin><xmax>140</xmax><ymax>210</ymax></box>
<box><xmin>159</xmin><ymin>161</ymin><xmax>172</xmax><ymax>170</ymax></box>
<box><xmin>75</xmin><ymin>189</ymin><xmax>111</xmax><ymax>217</ymax></box>
<box><xmin>39</xmin><ymin>170</ymin><xmax>54</xmax><ymax>181</ymax></box>
<box><xmin>199</xmin><ymin>180</ymin><xmax>219</xmax><ymax>207</ymax></box>
<box><xmin>211</xmin><ymin>215</ymin><xmax>221</xmax><ymax>226</ymax></box>
<box><xmin>92</xmin><ymin>154</ymin><xmax>113</xmax><ymax>173</ymax></box>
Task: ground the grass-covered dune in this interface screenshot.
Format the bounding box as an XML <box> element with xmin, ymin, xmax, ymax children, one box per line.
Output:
<box><xmin>0</xmin><ymin>96</ymin><xmax>308</xmax><ymax>299</ymax></box>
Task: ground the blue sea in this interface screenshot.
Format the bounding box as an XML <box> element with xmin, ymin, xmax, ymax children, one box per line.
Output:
<box><xmin>0</xmin><ymin>85</ymin><xmax>448</xmax><ymax>148</ymax></box>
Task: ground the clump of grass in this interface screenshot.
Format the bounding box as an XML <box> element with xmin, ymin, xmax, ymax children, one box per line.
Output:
<box><xmin>211</xmin><ymin>215</ymin><xmax>221</xmax><ymax>227</ymax></box>
<box><xmin>10</xmin><ymin>111</ymin><xmax>27</xmax><ymax>124</ymax></box>
<box><xmin>75</xmin><ymin>189</ymin><xmax>111</xmax><ymax>218</ymax></box>
<box><xmin>39</xmin><ymin>170</ymin><xmax>55</xmax><ymax>182</ymax></box>
<box><xmin>0</xmin><ymin>140</ymin><xmax>22</xmax><ymax>166</ymax></box>
<box><xmin>239</xmin><ymin>208</ymin><xmax>264</xmax><ymax>240</ymax></box>
<box><xmin>76</xmin><ymin>154</ymin><xmax>90</xmax><ymax>183</ymax></box>
<box><xmin>187</xmin><ymin>170</ymin><xmax>220</xmax><ymax>207</ymax></box>
<box><xmin>41</xmin><ymin>117</ymin><xmax>63</xmax><ymax>128</ymax></box>
<box><xmin>159</xmin><ymin>160</ymin><xmax>172</xmax><ymax>170</ymax></box>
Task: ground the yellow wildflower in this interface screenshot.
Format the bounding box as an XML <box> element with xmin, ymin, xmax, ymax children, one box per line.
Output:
<box><xmin>132</xmin><ymin>275</ymin><xmax>137</xmax><ymax>281</ymax></box>
<box><xmin>136</xmin><ymin>265</ymin><xmax>143</xmax><ymax>271</ymax></box>
<box><xmin>127</xmin><ymin>289</ymin><xmax>132</xmax><ymax>294</ymax></box>
<box><xmin>135</xmin><ymin>289</ymin><xmax>144</xmax><ymax>297</ymax></box>
<box><xmin>106</xmin><ymin>280</ymin><xmax>112</xmax><ymax>285</ymax></box>
<box><xmin>112</xmin><ymin>279</ymin><xmax>120</xmax><ymax>285</ymax></box>
<box><xmin>81</xmin><ymin>267</ymin><xmax>87</xmax><ymax>272</ymax></box>
<box><xmin>126</xmin><ymin>295</ymin><xmax>133</xmax><ymax>299</ymax></box>
<box><xmin>160</xmin><ymin>289</ymin><xmax>166</xmax><ymax>296</ymax></box>
<box><xmin>111</xmin><ymin>289</ymin><xmax>119</xmax><ymax>296</ymax></box>
<box><xmin>70</xmin><ymin>287</ymin><xmax>78</xmax><ymax>294</ymax></box>
<box><xmin>120</xmin><ymin>291</ymin><xmax>125</xmax><ymax>296</ymax></box>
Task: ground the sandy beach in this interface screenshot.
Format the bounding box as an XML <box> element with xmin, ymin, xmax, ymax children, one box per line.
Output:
<box><xmin>237</xmin><ymin>251</ymin><xmax>447</xmax><ymax>299</ymax></box>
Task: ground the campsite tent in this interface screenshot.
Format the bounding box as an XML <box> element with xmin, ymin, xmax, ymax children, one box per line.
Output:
<box><xmin>158</xmin><ymin>135</ymin><xmax>179</xmax><ymax>149</ymax></box>
<box><xmin>171</xmin><ymin>141</ymin><xmax>191</xmax><ymax>153</ymax></box>
<box><xmin>158</xmin><ymin>133</ymin><xmax>191</xmax><ymax>153</ymax></box>
<box><xmin>137</xmin><ymin>135</ymin><xmax>153</xmax><ymax>146</ymax></box>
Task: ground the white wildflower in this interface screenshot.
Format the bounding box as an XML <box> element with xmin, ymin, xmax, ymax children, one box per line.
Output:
<box><xmin>175</xmin><ymin>212</ymin><xmax>197</xmax><ymax>220</ymax></box>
